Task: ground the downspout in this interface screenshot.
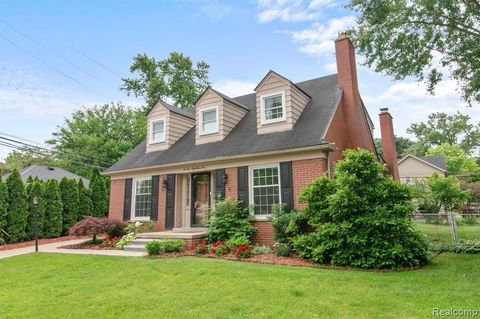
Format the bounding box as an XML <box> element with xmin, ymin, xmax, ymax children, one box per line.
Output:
<box><xmin>326</xmin><ymin>151</ymin><xmax>331</xmax><ymax>179</ymax></box>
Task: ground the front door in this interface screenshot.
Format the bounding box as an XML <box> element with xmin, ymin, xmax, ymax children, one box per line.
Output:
<box><xmin>191</xmin><ymin>173</ymin><xmax>210</xmax><ymax>227</ymax></box>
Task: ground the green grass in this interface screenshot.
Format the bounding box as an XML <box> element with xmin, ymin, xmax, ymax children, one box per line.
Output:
<box><xmin>0</xmin><ymin>254</ymin><xmax>479</xmax><ymax>318</ymax></box>
<box><xmin>414</xmin><ymin>222</ymin><xmax>480</xmax><ymax>243</ymax></box>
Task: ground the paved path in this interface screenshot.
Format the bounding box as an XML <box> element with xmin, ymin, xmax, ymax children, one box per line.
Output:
<box><xmin>0</xmin><ymin>239</ymin><xmax>146</xmax><ymax>259</ymax></box>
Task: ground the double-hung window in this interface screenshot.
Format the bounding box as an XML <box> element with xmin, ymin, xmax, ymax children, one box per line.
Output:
<box><xmin>150</xmin><ymin>119</ymin><xmax>165</xmax><ymax>143</ymax></box>
<box><xmin>261</xmin><ymin>92</ymin><xmax>285</xmax><ymax>124</ymax></box>
<box><xmin>132</xmin><ymin>177</ymin><xmax>152</xmax><ymax>220</ymax></box>
<box><xmin>200</xmin><ymin>107</ymin><xmax>218</xmax><ymax>134</ymax></box>
<box><xmin>250</xmin><ymin>164</ymin><xmax>281</xmax><ymax>217</ymax></box>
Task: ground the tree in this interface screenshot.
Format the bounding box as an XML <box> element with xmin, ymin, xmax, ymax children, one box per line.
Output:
<box><xmin>59</xmin><ymin>178</ymin><xmax>79</xmax><ymax>235</ymax></box>
<box><xmin>47</xmin><ymin>102</ymin><xmax>146</xmax><ymax>178</ymax></box>
<box><xmin>427</xmin><ymin>143</ymin><xmax>479</xmax><ymax>175</ymax></box>
<box><xmin>121</xmin><ymin>52</ymin><xmax>210</xmax><ymax>109</ymax></box>
<box><xmin>5</xmin><ymin>170</ymin><xmax>28</xmax><ymax>243</ymax></box>
<box><xmin>425</xmin><ymin>173</ymin><xmax>469</xmax><ymax>213</ymax></box>
<box><xmin>348</xmin><ymin>0</ymin><xmax>480</xmax><ymax>106</ymax></box>
<box><xmin>26</xmin><ymin>180</ymin><xmax>46</xmax><ymax>240</ymax></box>
<box><xmin>0</xmin><ymin>178</ymin><xmax>8</xmax><ymax>242</ymax></box>
<box><xmin>407</xmin><ymin>112</ymin><xmax>480</xmax><ymax>155</ymax></box>
<box><xmin>77</xmin><ymin>179</ymin><xmax>93</xmax><ymax>220</ymax></box>
<box><xmin>90</xmin><ymin>169</ymin><xmax>109</xmax><ymax>217</ymax></box>
<box><xmin>43</xmin><ymin>179</ymin><xmax>63</xmax><ymax>238</ymax></box>
<box><xmin>69</xmin><ymin>216</ymin><xmax>126</xmax><ymax>242</ymax></box>
<box><xmin>374</xmin><ymin>135</ymin><xmax>415</xmax><ymax>159</ymax></box>
<box><xmin>2</xmin><ymin>147</ymin><xmax>55</xmax><ymax>174</ymax></box>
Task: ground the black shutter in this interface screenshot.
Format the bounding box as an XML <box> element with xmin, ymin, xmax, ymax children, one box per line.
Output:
<box><xmin>165</xmin><ymin>174</ymin><xmax>175</xmax><ymax>229</ymax></box>
<box><xmin>237</xmin><ymin>166</ymin><xmax>249</xmax><ymax>208</ymax></box>
<box><xmin>214</xmin><ymin>169</ymin><xmax>225</xmax><ymax>199</ymax></box>
<box><xmin>280</xmin><ymin>161</ymin><xmax>293</xmax><ymax>212</ymax></box>
<box><xmin>150</xmin><ymin>175</ymin><xmax>159</xmax><ymax>221</ymax></box>
<box><xmin>123</xmin><ymin>178</ymin><xmax>133</xmax><ymax>221</ymax></box>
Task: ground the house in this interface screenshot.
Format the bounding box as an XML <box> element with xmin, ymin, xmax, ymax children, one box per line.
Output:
<box><xmin>104</xmin><ymin>34</ymin><xmax>399</xmax><ymax>247</ymax></box>
<box><xmin>398</xmin><ymin>154</ymin><xmax>447</xmax><ymax>184</ymax></box>
<box><xmin>2</xmin><ymin>165</ymin><xmax>90</xmax><ymax>186</ymax></box>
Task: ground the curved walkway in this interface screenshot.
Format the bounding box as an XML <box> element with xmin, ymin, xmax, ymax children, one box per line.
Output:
<box><xmin>0</xmin><ymin>239</ymin><xmax>146</xmax><ymax>259</ymax></box>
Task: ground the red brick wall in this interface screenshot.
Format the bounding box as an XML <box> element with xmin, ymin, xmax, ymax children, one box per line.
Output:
<box><xmin>252</xmin><ymin>221</ymin><xmax>274</xmax><ymax>246</ymax></box>
<box><xmin>292</xmin><ymin>158</ymin><xmax>327</xmax><ymax>210</ymax></box>
<box><xmin>325</xmin><ymin>99</ymin><xmax>348</xmax><ymax>176</ymax></box>
<box><xmin>225</xmin><ymin>167</ymin><xmax>237</xmax><ymax>198</ymax></box>
<box><xmin>152</xmin><ymin>174</ymin><xmax>167</xmax><ymax>231</ymax></box>
<box><xmin>109</xmin><ymin>179</ymin><xmax>124</xmax><ymax>220</ymax></box>
<box><xmin>379</xmin><ymin>111</ymin><xmax>400</xmax><ymax>180</ymax></box>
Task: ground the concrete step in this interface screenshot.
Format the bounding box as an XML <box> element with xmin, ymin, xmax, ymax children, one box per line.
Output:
<box><xmin>124</xmin><ymin>244</ymin><xmax>148</xmax><ymax>253</ymax></box>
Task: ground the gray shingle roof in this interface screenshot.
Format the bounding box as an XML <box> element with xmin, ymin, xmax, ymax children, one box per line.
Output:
<box><xmin>2</xmin><ymin>165</ymin><xmax>90</xmax><ymax>186</ymax></box>
<box><xmin>420</xmin><ymin>155</ymin><xmax>447</xmax><ymax>171</ymax></box>
<box><xmin>147</xmin><ymin>100</ymin><xmax>196</xmax><ymax>119</ymax></box>
<box><xmin>106</xmin><ymin>74</ymin><xmax>341</xmax><ymax>173</ymax></box>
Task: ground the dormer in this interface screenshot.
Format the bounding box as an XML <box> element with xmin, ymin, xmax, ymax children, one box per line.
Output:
<box><xmin>146</xmin><ymin>100</ymin><xmax>195</xmax><ymax>153</ymax></box>
<box><xmin>195</xmin><ymin>87</ymin><xmax>248</xmax><ymax>145</ymax></box>
<box><xmin>254</xmin><ymin>70</ymin><xmax>310</xmax><ymax>134</ymax></box>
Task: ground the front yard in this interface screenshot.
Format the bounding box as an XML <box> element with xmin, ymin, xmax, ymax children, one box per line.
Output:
<box><xmin>0</xmin><ymin>253</ymin><xmax>479</xmax><ymax>318</ymax></box>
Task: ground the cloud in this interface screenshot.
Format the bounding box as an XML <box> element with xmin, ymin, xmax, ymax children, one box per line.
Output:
<box><xmin>196</xmin><ymin>0</ymin><xmax>231</xmax><ymax>19</ymax></box>
<box><xmin>256</xmin><ymin>0</ymin><xmax>336</xmax><ymax>23</ymax></box>
<box><xmin>213</xmin><ymin>79</ymin><xmax>256</xmax><ymax>97</ymax></box>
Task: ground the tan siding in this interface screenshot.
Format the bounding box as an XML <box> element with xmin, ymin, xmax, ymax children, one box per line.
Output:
<box><xmin>146</xmin><ymin>104</ymin><xmax>169</xmax><ymax>153</ymax></box>
<box><xmin>398</xmin><ymin>157</ymin><xmax>445</xmax><ymax>184</ymax></box>
<box><xmin>168</xmin><ymin>112</ymin><xmax>195</xmax><ymax>146</ymax></box>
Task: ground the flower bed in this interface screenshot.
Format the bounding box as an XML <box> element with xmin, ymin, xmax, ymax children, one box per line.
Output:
<box><xmin>59</xmin><ymin>236</ymin><xmax>121</xmax><ymax>250</ymax></box>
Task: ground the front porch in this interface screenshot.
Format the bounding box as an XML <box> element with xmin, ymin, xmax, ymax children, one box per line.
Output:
<box><xmin>124</xmin><ymin>228</ymin><xmax>208</xmax><ymax>252</ymax></box>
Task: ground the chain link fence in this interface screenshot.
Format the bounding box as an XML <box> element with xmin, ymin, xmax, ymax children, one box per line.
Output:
<box><xmin>412</xmin><ymin>212</ymin><xmax>480</xmax><ymax>243</ymax></box>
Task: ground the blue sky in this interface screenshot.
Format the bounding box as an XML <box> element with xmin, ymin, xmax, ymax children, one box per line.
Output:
<box><xmin>0</xmin><ymin>0</ymin><xmax>478</xmax><ymax>160</ymax></box>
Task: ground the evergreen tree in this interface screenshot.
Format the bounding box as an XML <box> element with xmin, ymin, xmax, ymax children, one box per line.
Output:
<box><xmin>5</xmin><ymin>170</ymin><xmax>28</xmax><ymax>243</ymax></box>
<box><xmin>43</xmin><ymin>179</ymin><xmax>63</xmax><ymax>238</ymax></box>
<box><xmin>90</xmin><ymin>169</ymin><xmax>108</xmax><ymax>217</ymax></box>
<box><xmin>59</xmin><ymin>178</ymin><xmax>80</xmax><ymax>235</ymax></box>
<box><xmin>26</xmin><ymin>180</ymin><xmax>46</xmax><ymax>240</ymax></box>
<box><xmin>0</xmin><ymin>179</ymin><xmax>8</xmax><ymax>242</ymax></box>
<box><xmin>77</xmin><ymin>179</ymin><xmax>92</xmax><ymax>220</ymax></box>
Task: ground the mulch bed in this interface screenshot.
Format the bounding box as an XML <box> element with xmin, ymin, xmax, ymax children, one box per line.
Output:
<box><xmin>59</xmin><ymin>242</ymin><xmax>115</xmax><ymax>250</ymax></box>
<box><xmin>0</xmin><ymin>236</ymin><xmax>84</xmax><ymax>251</ymax></box>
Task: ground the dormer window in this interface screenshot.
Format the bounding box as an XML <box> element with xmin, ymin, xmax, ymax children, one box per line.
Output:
<box><xmin>200</xmin><ymin>107</ymin><xmax>219</xmax><ymax>135</ymax></box>
<box><xmin>150</xmin><ymin>118</ymin><xmax>165</xmax><ymax>143</ymax></box>
<box><xmin>261</xmin><ymin>92</ymin><xmax>285</xmax><ymax>124</ymax></box>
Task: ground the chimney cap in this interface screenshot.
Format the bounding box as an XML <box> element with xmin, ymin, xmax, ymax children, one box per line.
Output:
<box><xmin>379</xmin><ymin>107</ymin><xmax>389</xmax><ymax>113</ymax></box>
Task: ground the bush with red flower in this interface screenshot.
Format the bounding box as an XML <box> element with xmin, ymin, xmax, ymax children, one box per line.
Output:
<box><xmin>210</xmin><ymin>241</ymin><xmax>229</xmax><ymax>256</ymax></box>
<box><xmin>193</xmin><ymin>241</ymin><xmax>209</xmax><ymax>255</ymax></box>
<box><xmin>232</xmin><ymin>245</ymin><xmax>252</xmax><ymax>259</ymax></box>
<box><xmin>101</xmin><ymin>235</ymin><xmax>122</xmax><ymax>247</ymax></box>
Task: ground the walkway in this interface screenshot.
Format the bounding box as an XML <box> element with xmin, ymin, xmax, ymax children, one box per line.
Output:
<box><xmin>0</xmin><ymin>239</ymin><xmax>146</xmax><ymax>259</ymax></box>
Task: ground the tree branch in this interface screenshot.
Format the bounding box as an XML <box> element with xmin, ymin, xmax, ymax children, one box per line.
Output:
<box><xmin>406</xmin><ymin>19</ymin><xmax>480</xmax><ymax>38</ymax></box>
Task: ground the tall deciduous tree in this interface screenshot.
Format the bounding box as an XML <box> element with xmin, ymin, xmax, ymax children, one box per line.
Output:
<box><xmin>427</xmin><ymin>144</ymin><xmax>479</xmax><ymax>175</ymax></box>
<box><xmin>407</xmin><ymin>112</ymin><xmax>480</xmax><ymax>155</ymax></box>
<box><xmin>59</xmin><ymin>178</ymin><xmax>80</xmax><ymax>235</ymax></box>
<box><xmin>2</xmin><ymin>147</ymin><xmax>55</xmax><ymax>174</ymax></box>
<box><xmin>26</xmin><ymin>180</ymin><xmax>46</xmax><ymax>240</ymax></box>
<box><xmin>43</xmin><ymin>179</ymin><xmax>63</xmax><ymax>238</ymax></box>
<box><xmin>77</xmin><ymin>179</ymin><xmax>93</xmax><ymax>220</ymax></box>
<box><xmin>5</xmin><ymin>170</ymin><xmax>28</xmax><ymax>243</ymax></box>
<box><xmin>349</xmin><ymin>0</ymin><xmax>480</xmax><ymax>106</ymax></box>
<box><xmin>121</xmin><ymin>52</ymin><xmax>210</xmax><ymax>109</ymax></box>
<box><xmin>47</xmin><ymin>102</ymin><xmax>146</xmax><ymax>178</ymax></box>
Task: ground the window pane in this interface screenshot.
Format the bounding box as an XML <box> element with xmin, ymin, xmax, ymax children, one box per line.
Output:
<box><xmin>202</xmin><ymin>109</ymin><xmax>216</xmax><ymax>122</ymax></box>
<box><xmin>134</xmin><ymin>179</ymin><xmax>152</xmax><ymax>218</ymax></box>
<box><xmin>151</xmin><ymin>120</ymin><xmax>164</xmax><ymax>142</ymax></box>
<box><xmin>202</xmin><ymin>109</ymin><xmax>217</xmax><ymax>133</ymax></box>
<box><xmin>263</xmin><ymin>95</ymin><xmax>283</xmax><ymax>121</ymax></box>
<box><xmin>252</xmin><ymin>166</ymin><xmax>280</xmax><ymax>215</ymax></box>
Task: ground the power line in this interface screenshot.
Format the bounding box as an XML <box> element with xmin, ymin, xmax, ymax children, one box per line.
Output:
<box><xmin>0</xmin><ymin>32</ymin><xmax>87</xmax><ymax>87</ymax></box>
<box><xmin>69</xmin><ymin>46</ymin><xmax>123</xmax><ymax>79</ymax></box>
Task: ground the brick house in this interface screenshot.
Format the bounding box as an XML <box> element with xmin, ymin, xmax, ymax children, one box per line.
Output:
<box><xmin>104</xmin><ymin>34</ymin><xmax>399</xmax><ymax>247</ymax></box>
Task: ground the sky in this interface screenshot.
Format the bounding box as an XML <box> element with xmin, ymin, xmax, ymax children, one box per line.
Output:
<box><xmin>0</xmin><ymin>0</ymin><xmax>479</xmax><ymax>160</ymax></box>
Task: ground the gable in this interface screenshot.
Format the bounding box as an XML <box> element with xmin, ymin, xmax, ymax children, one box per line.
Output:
<box><xmin>398</xmin><ymin>156</ymin><xmax>444</xmax><ymax>177</ymax></box>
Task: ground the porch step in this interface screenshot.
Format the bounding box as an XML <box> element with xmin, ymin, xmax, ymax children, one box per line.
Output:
<box><xmin>123</xmin><ymin>238</ymin><xmax>156</xmax><ymax>253</ymax></box>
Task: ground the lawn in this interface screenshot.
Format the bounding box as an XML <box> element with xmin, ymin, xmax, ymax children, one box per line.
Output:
<box><xmin>414</xmin><ymin>222</ymin><xmax>480</xmax><ymax>243</ymax></box>
<box><xmin>0</xmin><ymin>253</ymin><xmax>479</xmax><ymax>318</ymax></box>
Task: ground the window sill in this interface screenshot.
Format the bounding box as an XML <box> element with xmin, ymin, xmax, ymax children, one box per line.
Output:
<box><xmin>198</xmin><ymin>130</ymin><xmax>219</xmax><ymax>136</ymax></box>
<box><xmin>148</xmin><ymin>139</ymin><xmax>166</xmax><ymax>145</ymax></box>
<box><xmin>260</xmin><ymin>118</ymin><xmax>286</xmax><ymax>125</ymax></box>
<box><xmin>131</xmin><ymin>217</ymin><xmax>151</xmax><ymax>221</ymax></box>
<box><xmin>252</xmin><ymin>215</ymin><xmax>271</xmax><ymax>221</ymax></box>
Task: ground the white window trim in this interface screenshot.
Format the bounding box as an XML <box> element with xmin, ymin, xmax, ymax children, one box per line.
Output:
<box><xmin>199</xmin><ymin>106</ymin><xmax>219</xmax><ymax>135</ymax></box>
<box><xmin>260</xmin><ymin>91</ymin><xmax>286</xmax><ymax>125</ymax></box>
<box><xmin>248</xmin><ymin>163</ymin><xmax>282</xmax><ymax>220</ymax></box>
<box><xmin>131</xmin><ymin>176</ymin><xmax>152</xmax><ymax>221</ymax></box>
<box><xmin>149</xmin><ymin>118</ymin><xmax>166</xmax><ymax>144</ymax></box>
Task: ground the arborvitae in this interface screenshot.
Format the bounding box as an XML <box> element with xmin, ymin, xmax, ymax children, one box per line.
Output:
<box><xmin>26</xmin><ymin>180</ymin><xmax>46</xmax><ymax>240</ymax></box>
<box><xmin>26</xmin><ymin>175</ymin><xmax>34</xmax><ymax>184</ymax></box>
<box><xmin>59</xmin><ymin>178</ymin><xmax>79</xmax><ymax>235</ymax></box>
<box><xmin>77</xmin><ymin>179</ymin><xmax>92</xmax><ymax>220</ymax></box>
<box><xmin>90</xmin><ymin>172</ymin><xmax>108</xmax><ymax>217</ymax></box>
<box><xmin>0</xmin><ymin>179</ymin><xmax>8</xmax><ymax>242</ymax></box>
<box><xmin>5</xmin><ymin>170</ymin><xmax>28</xmax><ymax>243</ymax></box>
<box><xmin>43</xmin><ymin>179</ymin><xmax>63</xmax><ymax>238</ymax></box>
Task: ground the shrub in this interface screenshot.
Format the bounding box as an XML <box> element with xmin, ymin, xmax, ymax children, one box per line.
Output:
<box><xmin>226</xmin><ymin>235</ymin><xmax>250</xmax><ymax>249</ymax></box>
<box><xmin>146</xmin><ymin>239</ymin><xmax>184</xmax><ymax>255</ymax></box>
<box><xmin>269</xmin><ymin>204</ymin><xmax>309</xmax><ymax>246</ymax></box>
<box><xmin>101</xmin><ymin>235</ymin><xmax>122</xmax><ymax>247</ymax></box>
<box><xmin>292</xmin><ymin>149</ymin><xmax>429</xmax><ymax>269</ymax></box>
<box><xmin>104</xmin><ymin>219</ymin><xmax>127</xmax><ymax>238</ymax></box>
<box><xmin>5</xmin><ymin>170</ymin><xmax>28</xmax><ymax>243</ymax></box>
<box><xmin>210</xmin><ymin>241</ymin><xmax>229</xmax><ymax>256</ymax></box>
<box><xmin>193</xmin><ymin>241</ymin><xmax>208</xmax><ymax>254</ymax></box>
<box><xmin>146</xmin><ymin>240</ymin><xmax>163</xmax><ymax>256</ymax></box>
<box><xmin>0</xmin><ymin>179</ymin><xmax>8</xmax><ymax>243</ymax></box>
<box><xmin>43</xmin><ymin>179</ymin><xmax>63</xmax><ymax>238</ymax></box>
<box><xmin>59</xmin><ymin>178</ymin><xmax>79</xmax><ymax>235</ymax></box>
<box><xmin>206</xmin><ymin>198</ymin><xmax>255</xmax><ymax>243</ymax></box>
<box><xmin>125</xmin><ymin>221</ymin><xmax>154</xmax><ymax>234</ymax></box>
<box><xmin>69</xmin><ymin>216</ymin><xmax>126</xmax><ymax>242</ymax></box>
<box><xmin>115</xmin><ymin>232</ymin><xmax>136</xmax><ymax>250</ymax></box>
<box><xmin>451</xmin><ymin>240</ymin><xmax>480</xmax><ymax>254</ymax></box>
<box><xmin>90</xmin><ymin>169</ymin><xmax>109</xmax><ymax>217</ymax></box>
<box><xmin>77</xmin><ymin>179</ymin><xmax>92</xmax><ymax>220</ymax></box>
<box><xmin>25</xmin><ymin>180</ymin><xmax>46</xmax><ymax>240</ymax></box>
<box><xmin>252</xmin><ymin>245</ymin><xmax>272</xmax><ymax>255</ymax></box>
<box><xmin>232</xmin><ymin>245</ymin><xmax>252</xmax><ymax>259</ymax></box>
<box><xmin>461</xmin><ymin>214</ymin><xmax>478</xmax><ymax>225</ymax></box>
<box><xmin>273</xmin><ymin>243</ymin><xmax>291</xmax><ymax>257</ymax></box>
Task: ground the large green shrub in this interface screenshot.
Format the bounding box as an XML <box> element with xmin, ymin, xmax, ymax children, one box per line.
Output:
<box><xmin>145</xmin><ymin>239</ymin><xmax>184</xmax><ymax>255</ymax></box>
<box><xmin>43</xmin><ymin>179</ymin><xmax>63</xmax><ymax>238</ymax></box>
<box><xmin>269</xmin><ymin>204</ymin><xmax>309</xmax><ymax>246</ymax></box>
<box><xmin>90</xmin><ymin>169</ymin><xmax>109</xmax><ymax>217</ymax></box>
<box><xmin>5</xmin><ymin>170</ymin><xmax>28</xmax><ymax>243</ymax></box>
<box><xmin>59</xmin><ymin>178</ymin><xmax>80</xmax><ymax>235</ymax></box>
<box><xmin>206</xmin><ymin>198</ymin><xmax>256</xmax><ymax>243</ymax></box>
<box><xmin>77</xmin><ymin>179</ymin><xmax>93</xmax><ymax>220</ymax></box>
<box><xmin>25</xmin><ymin>180</ymin><xmax>46</xmax><ymax>240</ymax></box>
<box><xmin>0</xmin><ymin>179</ymin><xmax>8</xmax><ymax>243</ymax></box>
<box><xmin>292</xmin><ymin>149</ymin><xmax>429</xmax><ymax>269</ymax></box>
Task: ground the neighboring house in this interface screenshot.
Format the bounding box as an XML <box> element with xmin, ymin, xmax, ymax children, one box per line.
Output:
<box><xmin>398</xmin><ymin>155</ymin><xmax>447</xmax><ymax>184</ymax></box>
<box><xmin>2</xmin><ymin>165</ymin><xmax>90</xmax><ymax>186</ymax></box>
<box><xmin>104</xmin><ymin>34</ymin><xmax>400</xmax><ymax>247</ymax></box>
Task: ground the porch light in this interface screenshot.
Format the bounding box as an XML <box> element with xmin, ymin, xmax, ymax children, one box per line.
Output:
<box><xmin>162</xmin><ymin>178</ymin><xmax>168</xmax><ymax>189</ymax></box>
<box><xmin>223</xmin><ymin>173</ymin><xmax>228</xmax><ymax>185</ymax></box>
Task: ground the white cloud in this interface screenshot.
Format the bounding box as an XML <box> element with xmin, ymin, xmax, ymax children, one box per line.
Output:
<box><xmin>195</xmin><ymin>0</ymin><xmax>231</xmax><ymax>19</ymax></box>
<box><xmin>213</xmin><ymin>79</ymin><xmax>256</xmax><ymax>97</ymax></box>
<box><xmin>256</xmin><ymin>0</ymin><xmax>336</xmax><ymax>23</ymax></box>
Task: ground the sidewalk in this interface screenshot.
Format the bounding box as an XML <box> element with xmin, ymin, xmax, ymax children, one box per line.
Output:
<box><xmin>0</xmin><ymin>239</ymin><xmax>146</xmax><ymax>259</ymax></box>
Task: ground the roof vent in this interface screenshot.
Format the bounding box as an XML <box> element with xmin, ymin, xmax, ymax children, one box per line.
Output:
<box><xmin>47</xmin><ymin>167</ymin><xmax>55</xmax><ymax>171</ymax></box>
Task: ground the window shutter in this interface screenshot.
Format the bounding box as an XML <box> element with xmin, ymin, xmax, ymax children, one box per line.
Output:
<box><xmin>123</xmin><ymin>178</ymin><xmax>133</xmax><ymax>221</ymax></box>
<box><xmin>214</xmin><ymin>169</ymin><xmax>225</xmax><ymax>199</ymax></box>
<box><xmin>237</xmin><ymin>166</ymin><xmax>249</xmax><ymax>208</ymax></box>
<box><xmin>280</xmin><ymin>161</ymin><xmax>293</xmax><ymax>212</ymax></box>
<box><xmin>150</xmin><ymin>175</ymin><xmax>160</xmax><ymax>221</ymax></box>
<box><xmin>165</xmin><ymin>174</ymin><xmax>175</xmax><ymax>229</ymax></box>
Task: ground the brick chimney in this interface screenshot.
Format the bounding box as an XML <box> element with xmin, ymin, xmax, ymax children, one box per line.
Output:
<box><xmin>379</xmin><ymin>108</ymin><xmax>399</xmax><ymax>180</ymax></box>
<box><xmin>335</xmin><ymin>33</ymin><xmax>366</xmax><ymax>149</ymax></box>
